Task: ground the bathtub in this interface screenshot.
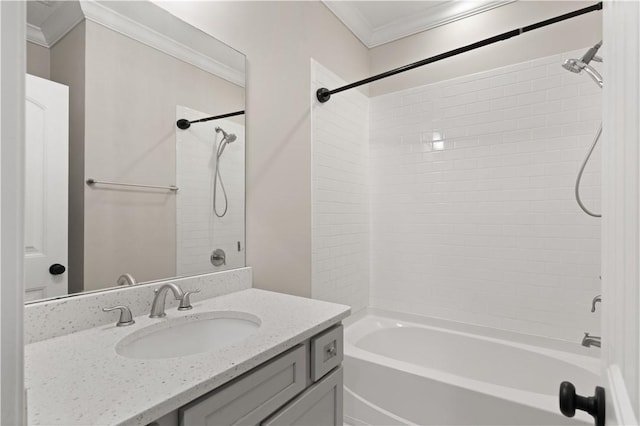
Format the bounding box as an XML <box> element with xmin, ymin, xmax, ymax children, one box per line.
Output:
<box><xmin>344</xmin><ymin>310</ymin><xmax>601</xmax><ymax>425</ymax></box>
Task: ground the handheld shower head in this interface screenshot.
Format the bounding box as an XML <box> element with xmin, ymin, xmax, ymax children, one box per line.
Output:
<box><xmin>562</xmin><ymin>58</ymin><xmax>583</xmax><ymax>74</ymax></box>
<box><xmin>561</xmin><ymin>41</ymin><xmax>603</xmax><ymax>88</ymax></box>
<box><xmin>215</xmin><ymin>126</ymin><xmax>237</xmax><ymax>143</ymax></box>
<box><xmin>580</xmin><ymin>40</ymin><xmax>602</xmax><ymax>64</ymax></box>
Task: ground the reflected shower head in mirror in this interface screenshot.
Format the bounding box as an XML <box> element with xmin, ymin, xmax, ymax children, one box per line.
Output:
<box><xmin>215</xmin><ymin>126</ymin><xmax>237</xmax><ymax>144</ymax></box>
<box><xmin>213</xmin><ymin>126</ymin><xmax>237</xmax><ymax>218</ymax></box>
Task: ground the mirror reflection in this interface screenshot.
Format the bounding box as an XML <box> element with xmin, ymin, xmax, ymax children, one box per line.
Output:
<box><xmin>24</xmin><ymin>1</ymin><xmax>246</xmax><ymax>303</ymax></box>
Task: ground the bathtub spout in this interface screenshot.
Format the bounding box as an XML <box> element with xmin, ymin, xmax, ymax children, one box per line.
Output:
<box><xmin>581</xmin><ymin>332</ymin><xmax>601</xmax><ymax>348</ymax></box>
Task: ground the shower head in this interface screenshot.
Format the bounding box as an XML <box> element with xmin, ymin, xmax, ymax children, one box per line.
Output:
<box><xmin>561</xmin><ymin>41</ymin><xmax>603</xmax><ymax>88</ymax></box>
<box><xmin>215</xmin><ymin>126</ymin><xmax>237</xmax><ymax>143</ymax></box>
<box><xmin>562</xmin><ymin>58</ymin><xmax>584</xmax><ymax>74</ymax></box>
<box><xmin>580</xmin><ymin>40</ymin><xmax>602</xmax><ymax>64</ymax></box>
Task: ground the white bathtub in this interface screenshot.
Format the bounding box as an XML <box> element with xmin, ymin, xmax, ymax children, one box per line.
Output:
<box><xmin>344</xmin><ymin>311</ymin><xmax>601</xmax><ymax>425</ymax></box>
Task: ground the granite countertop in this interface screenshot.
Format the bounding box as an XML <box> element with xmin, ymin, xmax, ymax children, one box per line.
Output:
<box><xmin>25</xmin><ymin>289</ymin><xmax>350</xmax><ymax>426</ymax></box>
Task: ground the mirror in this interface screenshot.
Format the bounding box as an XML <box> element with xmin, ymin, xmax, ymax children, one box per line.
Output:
<box><xmin>24</xmin><ymin>1</ymin><xmax>245</xmax><ymax>303</ymax></box>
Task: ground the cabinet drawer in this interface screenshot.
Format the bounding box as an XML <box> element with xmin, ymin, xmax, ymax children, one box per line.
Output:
<box><xmin>261</xmin><ymin>366</ymin><xmax>343</xmax><ymax>426</ymax></box>
<box><xmin>310</xmin><ymin>324</ymin><xmax>343</xmax><ymax>382</ymax></box>
<box><xmin>180</xmin><ymin>345</ymin><xmax>307</xmax><ymax>426</ymax></box>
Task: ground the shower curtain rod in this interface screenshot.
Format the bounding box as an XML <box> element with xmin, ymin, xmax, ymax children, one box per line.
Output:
<box><xmin>176</xmin><ymin>110</ymin><xmax>245</xmax><ymax>130</ymax></box>
<box><xmin>316</xmin><ymin>2</ymin><xmax>603</xmax><ymax>103</ymax></box>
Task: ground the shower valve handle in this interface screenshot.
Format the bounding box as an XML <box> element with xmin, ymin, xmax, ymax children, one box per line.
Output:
<box><xmin>559</xmin><ymin>381</ymin><xmax>605</xmax><ymax>426</ymax></box>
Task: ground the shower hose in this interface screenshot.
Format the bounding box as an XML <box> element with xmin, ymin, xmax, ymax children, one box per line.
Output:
<box><xmin>575</xmin><ymin>123</ymin><xmax>602</xmax><ymax>218</ymax></box>
<box><xmin>213</xmin><ymin>139</ymin><xmax>229</xmax><ymax>218</ymax></box>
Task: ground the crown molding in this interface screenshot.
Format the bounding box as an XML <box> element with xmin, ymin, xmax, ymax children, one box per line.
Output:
<box><xmin>26</xmin><ymin>1</ymin><xmax>245</xmax><ymax>87</ymax></box>
<box><xmin>26</xmin><ymin>23</ymin><xmax>47</xmax><ymax>47</ymax></box>
<box><xmin>323</xmin><ymin>0</ymin><xmax>516</xmax><ymax>48</ymax></box>
<box><xmin>322</xmin><ymin>1</ymin><xmax>374</xmax><ymax>47</ymax></box>
<box><xmin>26</xmin><ymin>1</ymin><xmax>83</xmax><ymax>48</ymax></box>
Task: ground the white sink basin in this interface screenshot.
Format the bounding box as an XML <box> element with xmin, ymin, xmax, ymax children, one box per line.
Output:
<box><xmin>116</xmin><ymin>312</ymin><xmax>261</xmax><ymax>359</ymax></box>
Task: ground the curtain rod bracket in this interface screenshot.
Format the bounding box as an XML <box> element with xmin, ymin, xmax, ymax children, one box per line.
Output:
<box><xmin>316</xmin><ymin>88</ymin><xmax>331</xmax><ymax>103</ymax></box>
<box><xmin>176</xmin><ymin>119</ymin><xmax>191</xmax><ymax>129</ymax></box>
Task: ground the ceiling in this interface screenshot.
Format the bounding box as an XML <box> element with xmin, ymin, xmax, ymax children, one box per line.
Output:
<box><xmin>322</xmin><ymin>0</ymin><xmax>516</xmax><ymax>48</ymax></box>
<box><xmin>27</xmin><ymin>1</ymin><xmax>65</xmax><ymax>28</ymax></box>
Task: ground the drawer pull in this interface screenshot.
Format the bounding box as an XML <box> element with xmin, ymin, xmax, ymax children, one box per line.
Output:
<box><xmin>325</xmin><ymin>342</ymin><xmax>337</xmax><ymax>360</ymax></box>
<box><xmin>311</xmin><ymin>324</ymin><xmax>343</xmax><ymax>382</ymax></box>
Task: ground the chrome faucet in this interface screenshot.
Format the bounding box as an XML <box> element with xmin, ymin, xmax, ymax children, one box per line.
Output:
<box><xmin>117</xmin><ymin>273</ymin><xmax>136</xmax><ymax>286</ymax></box>
<box><xmin>591</xmin><ymin>294</ymin><xmax>602</xmax><ymax>312</ymax></box>
<box><xmin>581</xmin><ymin>332</ymin><xmax>601</xmax><ymax>348</ymax></box>
<box><xmin>149</xmin><ymin>283</ymin><xmax>185</xmax><ymax>318</ymax></box>
<box><xmin>582</xmin><ymin>295</ymin><xmax>602</xmax><ymax>347</ymax></box>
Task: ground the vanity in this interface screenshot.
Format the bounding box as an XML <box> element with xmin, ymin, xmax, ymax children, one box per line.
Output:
<box><xmin>24</xmin><ymin>272</ymin><xmax>349</xmax><ymax>425</ymax></box>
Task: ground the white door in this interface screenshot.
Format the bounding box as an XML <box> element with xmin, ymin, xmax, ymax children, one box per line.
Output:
<box><xmin>601</xmin><ymin>1</ymin><xmax>640</xmax><ymax>425</ymax></box>
<box><xmin>24</xmin><ymin>74</ymin><xmax>69</xmax><ymax>301</ymax></box>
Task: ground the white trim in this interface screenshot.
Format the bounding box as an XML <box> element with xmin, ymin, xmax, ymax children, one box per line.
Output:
<box><xmin>26</xmin><ymin>1</ymin><xmax>84</xmax><ymax>49</ymax></box>
<box><xmin>26</xmin><ymin>0</ymin><xmax>245</xmax><ymax>87</ymax></box>
<box><xmin>322</xmin><ymin>1</ymin><xmax>515</xmax><ymax>48</ymax></box>
<box><xmin>606</xmin><ymin>365</ymin><xmax>638</xmax><ymax>425</ymax></box>
<box><xmin>371</xmin><ymin>1</ymin><xmax>516</xmax><ymax>48</ymax></box>
<box><xmin>0</xmin><ymin>2</ymin><xmax>26</xmax><ymax>424</ymax></box>
<box><xmin>601</xmin><ymin>0</ymin><xmax>640</xmax><ymax>423</ymax></box>
<box><xmin>321</xmin><ymin>1</ymin><xmax>374</xmax><ymax>47</ymax></box>
<box><xmin>79</xmin><ymin>1</ymin><xmax>244</xmax><ymax>87</ymax></box>
<box><xmin>39</xmin><ymin>1</ymin><xmax>84</xmax><ymax>48</ymax></box>
<box><xmin>25</xmin><ymin>24</ymin><xmax>47</xmax><ymax>48</ymax></box>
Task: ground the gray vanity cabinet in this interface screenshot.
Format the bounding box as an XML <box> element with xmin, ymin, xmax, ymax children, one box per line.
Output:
<box><xmin>152</xmin><ymin>324</ymin><xmax>343</xmax><ymax>426</ymax></box>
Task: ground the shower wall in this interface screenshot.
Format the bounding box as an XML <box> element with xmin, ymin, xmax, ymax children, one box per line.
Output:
<box><xmin>311</xmin><ymin>60</ymin><xmax>370</xmax><ymax>313</ymax></box>
<box><xmin>369</xmin><ymin>49</ymin><xmax>601</xmax><ymax>340</ymax></box>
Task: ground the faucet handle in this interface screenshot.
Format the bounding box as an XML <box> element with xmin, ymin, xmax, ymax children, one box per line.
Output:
<box><xmin>102</xmin><ymin>305</ymin><xmax>135</xmax><ymax>327</ymax></box>
<box><xmin>178</xmin><ymin>290</ymin><xmax>200</xmax><ymax>311</ymax></box>
<box><xmin>591</xmin><ymin>295</ymin><xmax>602</xmax><ymax>313</ymax></box>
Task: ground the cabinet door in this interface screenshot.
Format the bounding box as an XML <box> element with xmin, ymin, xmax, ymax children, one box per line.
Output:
<box><xmin>261</xmin><ymin>367</ymin><xmax>343</xmax><ymax>426</ymax></box>
<box><xmin>180</xmin><ymin>345</ymin><xmax>307</xmax><ymax>426</ymax></box>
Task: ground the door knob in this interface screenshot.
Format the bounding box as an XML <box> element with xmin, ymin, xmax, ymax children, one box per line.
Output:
<box><xmin>49</xmin><ymin>263</ymin><xmax>66</xmax><ymax>275</ymax></box>
<box><xmin>559</xmin><ymin>381</ymin><xmax>605</xmax><ymax>426</ymax></box>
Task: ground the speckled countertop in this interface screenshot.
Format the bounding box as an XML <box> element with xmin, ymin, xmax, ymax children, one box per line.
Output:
<box><xmin>25</xmin><ymin>289</ymin><xmax>350</xmax><ymax>426</ymax></box>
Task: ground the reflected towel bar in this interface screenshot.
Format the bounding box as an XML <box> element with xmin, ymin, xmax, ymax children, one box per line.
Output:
<box><xmin>86</xmin><ymin>178</ymin><xmax>178</xmax><ymax>192</ymax></box>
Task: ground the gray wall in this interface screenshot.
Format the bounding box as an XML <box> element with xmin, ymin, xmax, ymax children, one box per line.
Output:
<box><xmin>28</xmin><ymin>19</ymin><xmax>245</xmax><ymax>292</ymax></box>
<box><xmin>82</xmin><ymin>20</ymin><xmax>244</xmax><ymax>291</ymax></box>
<box><xmin>28</xmin><ymin>1</ymin><xmax>603</xmax><ymax>299</ymax></box>
<box><xmin>157</xmin><ymin>1</ymin><xmax>371</xmax><ymax>297</ymax></box>
<box><xmin>50</xmin><ymin>22</ymin><xmax>85</xmax><ymax>294</ymax></box>
<box><xmin>26</xmin><ymin>41</ymin><xmax>49</xmax><ymax>79</ymax></box>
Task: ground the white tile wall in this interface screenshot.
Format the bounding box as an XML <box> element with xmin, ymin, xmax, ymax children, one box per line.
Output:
<box><xmin>311</xmin><ymin>60</ymin><xmax>370</xmax><ymax>313</ymax></box>
<box><xmin>176</xmin><ymin>106</ymin><xmax>245</xmax><ymax>275</ymax></box>
<box><xmin>369</xmin><ymin>49</ymin><xmax>602</xmax><ymax>341</ymax></box>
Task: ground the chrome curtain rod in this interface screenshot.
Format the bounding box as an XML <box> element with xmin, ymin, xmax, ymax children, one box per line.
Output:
<box><xmin>86</xmin><ymin>178</ymin><xmax>178</xmax><ymax>192</ymax></box>
<box><xmin>316</xmin><ymin>2</ymin><xmax>603</xmax><ymax>103</ymax></box>
<box><xmin>176</xmin><ymin>110</ymin><xmax>245</xmax><ymax>130</ymax></box>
